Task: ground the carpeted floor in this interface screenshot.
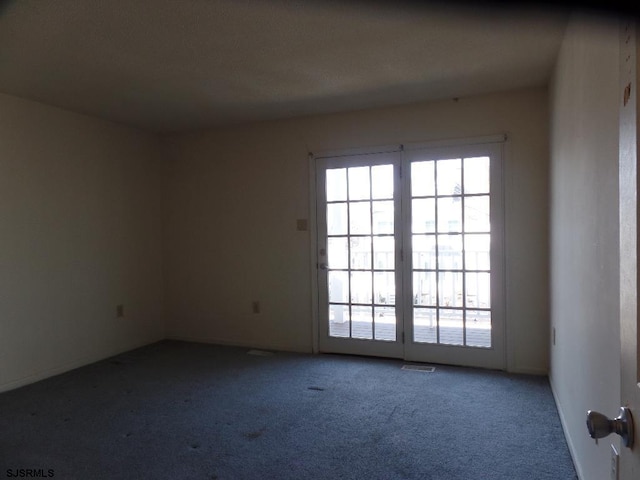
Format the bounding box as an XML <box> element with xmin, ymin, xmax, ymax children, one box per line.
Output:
<box><xmin>0</xmin><ymin>340</ymin><xmax>577</xmax><ymax>479</ymax></box>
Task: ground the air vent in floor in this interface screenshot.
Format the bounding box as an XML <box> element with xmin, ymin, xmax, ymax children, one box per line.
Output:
<box><xmin>401</xmin><ymin>365</ymin><xmax>435</xmax><ymax>372</ymax></box>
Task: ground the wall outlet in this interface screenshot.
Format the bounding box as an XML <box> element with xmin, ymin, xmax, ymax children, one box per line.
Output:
<box><xmin>611</xmin><ymin>444</ymin><xmax>619</xmax><ymax>480</ymax></box>
<box><xmin>116</xmin><ymin>305</ymin><xmax>124</xmax><ymax>318</ymax></box>
<box><xmin>252</xmin><ymin>301</ymin><xmax>260</xmax><ymax>314</ymax></box>
<box><xmin>296</xmin><ymin>219</ymin><xmax>308</xmax><ymax>231</ymax></box>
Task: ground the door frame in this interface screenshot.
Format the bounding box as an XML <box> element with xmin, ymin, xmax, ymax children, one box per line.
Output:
<box><xmin>309</xmin><ymin>134</ymin><xmax>507</xmax><ymax>369</ymax></box>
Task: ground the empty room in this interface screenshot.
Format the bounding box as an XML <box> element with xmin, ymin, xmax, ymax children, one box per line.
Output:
<box><xmin>1</xmin><ymin>1</ymin><xmax>638</xmax><ymax>479</ymax></box>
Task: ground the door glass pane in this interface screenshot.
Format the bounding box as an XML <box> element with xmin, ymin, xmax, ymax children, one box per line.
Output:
<box><xmin>464</xmin><ymin>196</ymin><xmax>490</xmax><ymax>232</ymax></box>
<box><xmin>466</xmin><ymin>272</ymin><xmax>491</xmax><ymax>309</ymax></box>
<box><xmin>412</xmin><ymin>235</ymin><xmax>436</xmax><ymax>270</ymax></box>
<box><xmin>413</xmin><ymin>272</ymin><xmax>436</xmax><ymax>306</ymax></box>
<box><xmin>374</xmin><ymin>272</ymin><xmax>395</xmax><ymax>305</ymax></box>
<box><xmin>327</xmin><ymin>203</ymin><xmax>347</xmax><ymax>235</ymax></box>
<box><xmin>328</xmin><ymin>271</ymin><xmax>348</xmax><ymax>303</ymax></box>
<box><xmin>438</xmin><ymin>271</ymin><xmax>463</xmax><ymax>308</ymax></box>
<box><xmin>372</xmin><ymin>201</ymin><xmax>394</xmax><ymax>234</ymax></box>
<box><xmin>329</xmin><ymin>305</ymin><xmax>349</xmax><ymax>337</ymax></box>
<box><xmin>437</xmin><ymin>197</ymin><xmax>462</xmax><ymax>233</ymax></box>
<box><xmin>439</xmin><ymin>309</ymin><xmax>464</xmax><ymax>345</ymax></box>
<box><xmin>351</xmin><ymin>306</ymin><xmax>373</xmax><ymax>339</ymax></box>
<box><xmin>373</xmin><ymin>236</ymin><xmax>394</xmax><ymax>270</ymax></box>
<box><xmin>326</xmin><ymin>168</ymin><xmax>347</xmax><ymax>201</ymax></box>
<box><xmin>413</xmin><ymin>308</ymin><xmax>437</xmax><ymax>343</ymax></box>
<box><xmin>438</xmin><ymin>234</ymin><xmax>463</xmax><ymax>269</ymax></box>
<box><xmin>374</xmin><ymin>306</ymin><xmax>396</xmax><ymax>341</ymax></box>
<box><xmin>350</xmin><ymin>237</ymin><xmax>371</xmax><ymax>270</ymax></box>
<box><xmin>327</xmin><ymin>237</ymin><xmax>348</xmax><ymax>270</ymax></box>
<box><xmin>372</xmin><ymin>165</ymin><xmax>393</xmax><ymax>199</ymax></box>
<box><xmin>466</xmin><ymin>310</ymin><xmax>491</xmax><ymax>347</ymax></box>
<box><xmin>350</xmin><ymin>271</ymin><xmax>372</xmax><ymax>304</ymax></box>
<box><xmin>411</xmin><ymin>161</ymin><xmax>435</xmax><ymax>197</ymax></box>
<box><xmin>465</xmin><ymin>234</ymin><xmax>490</xmax><ymax>270</ymax></box>
<box><xmin>464</xmin><ymin>157</ymin><xmax>490</xmax><ymax>194</ymax></box>
<box><xmin>349</xmin><ymin>202</ymin><xmax>371</xmax><ymax>234</ymax></box>
<box><xmin>348</xmin><ymin>167</ymin><xmax>370</xmax><ymax>200</ymax></box>
<box><xmin>436</xmin><ymin>158</ymin><xmax>461</xmax><ymax>197</ymax></box>
<box><xmin>412</xmin><ymin>198</ymin><xmax>436</xmax><ymax>233</ymax></box>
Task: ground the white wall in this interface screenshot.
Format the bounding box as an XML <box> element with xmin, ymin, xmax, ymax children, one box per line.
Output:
<box><xmin>163</xmin><ymin>87</ymin><xmax>550</xmax><ymax>374</ymax></box>
<box><xmin>549</xmin><ymin>16</ymin><xmax>620</xmax><ymax>480</ymax></box>
<box><xmin>0</xmin><ymin>93</ymin><xmax>164</xmax><ymax>392</ymax></box>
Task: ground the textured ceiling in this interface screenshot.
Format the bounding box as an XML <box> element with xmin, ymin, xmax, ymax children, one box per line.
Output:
<box><xmin>0</xmin><ymin>0</ymin><xmax>568</xmax><ymax>133</ymax></box>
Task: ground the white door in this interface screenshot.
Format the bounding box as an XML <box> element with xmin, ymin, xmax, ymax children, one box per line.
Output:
<box><xmin>315</xmin><ymin>140</ymin><xmax>505</xmax><ymax>369</ymax></box>
<box><xmin>401</xmin><ymin>143</ymin><xmax>505</xmax><ymax>369</ymax></box>
<box><xmin>619</xmin><ymin>20</ymin><xmax>640</xmax><ymax>480</ymax></box>
<box><xmin>316</xmin><ymin>150</ymin><xmax>404</xmax><ymax>358</ymax></box>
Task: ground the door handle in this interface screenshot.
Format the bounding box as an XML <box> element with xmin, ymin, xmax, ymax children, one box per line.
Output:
<box><xmin>319</xmin><ymin>263</ymin><xmax>329</xmax><ymax>270</ymax></box>
<box><xmin>586</xmin><ymin>407</ymin><xmax>634</xmax><ymax>448</ymax></box>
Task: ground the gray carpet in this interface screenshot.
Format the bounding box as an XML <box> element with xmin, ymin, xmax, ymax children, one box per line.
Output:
<box><xmin>0</xmin><ymin>341</ymin><xmax>577</xmax><ymax>479</ymax></box>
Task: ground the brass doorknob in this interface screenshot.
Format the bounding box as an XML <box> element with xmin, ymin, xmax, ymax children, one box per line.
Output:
<box><xmin>586</xmin><ymin>407</ymin><xmax>634</xmax><ymax>448</ymax></box>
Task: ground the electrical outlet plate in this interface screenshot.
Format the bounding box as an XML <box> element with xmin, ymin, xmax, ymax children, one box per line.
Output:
<box><xmin>611</xmin><ymin>444</ymin><xmax>619</xmax><ymax>480</ymax></box>
<box><xmin>296</xmin><ymin>219</ymin><xmax>308</xmax><ymax>231</ymax></box>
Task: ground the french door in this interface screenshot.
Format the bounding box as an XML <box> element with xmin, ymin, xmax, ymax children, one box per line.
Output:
<box><xmin>315</xmin><ymin>140</ymin><xmax>505</xmax><ymax>369</ymax></box>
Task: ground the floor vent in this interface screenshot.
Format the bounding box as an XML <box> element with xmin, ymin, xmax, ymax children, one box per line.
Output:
<box><xmin>401</xmin><ymin>365</ymin><xmax>435</xmax><ymax>372</ymax></box>
<box><xmin>247</xmin><ymin>349</ymin><xmax>274</xmax><ymax>356</ymax></box>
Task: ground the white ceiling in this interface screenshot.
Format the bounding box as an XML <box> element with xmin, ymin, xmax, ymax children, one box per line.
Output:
<box><xmin>0</xmin><ymin>0</ymin><xmax>569</xmax><ymax>133</ymax></box>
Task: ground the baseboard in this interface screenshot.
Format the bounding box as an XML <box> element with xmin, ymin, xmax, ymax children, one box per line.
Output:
<box><xmin>0</xmin><ymin>336</ymin><xmax>162</xmax><ymax>393</ymax></box>
<box><xmin>165</xmin><ymin>334</ymin><xmax>311</xmax><ymax>355</ymax></box>
<box><xmin>550</xmin><ymin>376</ymin><xmax>584</xmax><ymax>480</ymax></box>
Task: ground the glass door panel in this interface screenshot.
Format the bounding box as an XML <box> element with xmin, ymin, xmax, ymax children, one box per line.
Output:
<box><xmin>317</xmin><ymin>151</ymin><xmax>403</xmax><ymax>358</ymax></box>
<box><xmin>402</xmin><ymin>143</ymin><xmax>504</xmax><ymax>369</ymax></box>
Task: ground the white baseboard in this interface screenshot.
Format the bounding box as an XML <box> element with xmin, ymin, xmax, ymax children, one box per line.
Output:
<box><xmin>550</xmin><ymin>377</ymin><xmax>584</xmax><ymax>480</ymax></box>
<box><xmin>0</xmin><ymin>336</ymin><xmax>162</xmax><ymax>393</ymax></box>
<box><xmin>165</xmin><ymin>334</ymin><xmax>311</xmax><ymax>355</ymax></box>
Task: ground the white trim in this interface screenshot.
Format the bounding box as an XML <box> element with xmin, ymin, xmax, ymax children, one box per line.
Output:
<box><xmin>0</xmin><ymin>337</ymin><xmax>161</xmax><ymax>393</ymax></box>
<box><xmin>309</xmin><ymin>153</ymin><xmax>320</xmax><ymax>354</ymax></box>
<box><xmin>502</xmin><ymin>138</ymin><xmax>515</xmax><ymax>373</ymax></box>
<box><xmin>166</xmin><ymin>335</ymin><xmax>311</xmax><ymax>354</ymax></box>
<box><xmin>312</xmin><ymin>144</ymin><xmax>402</xmax><ymax>160</ymax></box>
<box><xmin>498</xmin><ymin>141</ymin><xmax>509</xmax><ymax>371</ymax></box>
<box><xmin>550</xmin><ymin>378</ymin><xmax>584</xmax><ymax>480</ymax></box>
<box><xmin>310</xmin><ymin>135</ymin><xmax>507</xmax><ymax>161</ymax></box>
